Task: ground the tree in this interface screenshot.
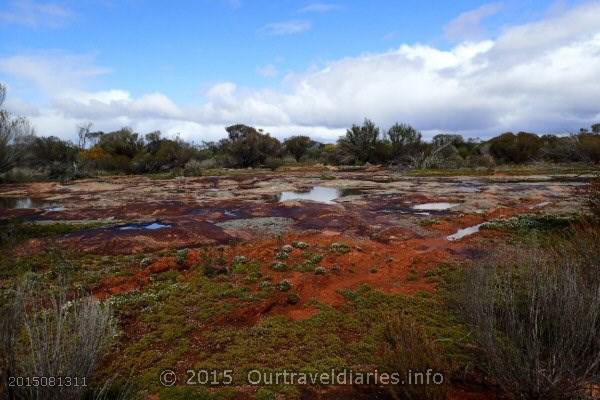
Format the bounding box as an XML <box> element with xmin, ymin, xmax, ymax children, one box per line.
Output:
<box><xmin>592</xmin><ymin>123</ymin><xmax>600</xmax><ymax>134</ymax></box>
<box><xmin>98</xmin><ymin>128</ymin><xmax>143</xmax><ymax>159</ymax></box>
<box><xmin>336</xmin><ymin>118</ymin><xmax>380</xmax><ymax>164</ymax></box>
<box><xmin>489</xmin><ymin>132</ymin><xmax>543</xmax><ymax>164</ymax></box>
<box><xmin>284</xmin><ymin>135</ymin><xmax>312</xmax><ymax>162</ymax></box>
<box><xmin>387</xmin><ymin>123</ymin><xmax>422</xmax><ymax>160</ymax></box>
<box><xmin>0</xmin><ymin>84</ymin><xmax>34</xmax><ymax>174</ymax></box>
<box><xmin>222</xmin><ymin>124</ymin><xmax>282</xmax><ymax>168</ymax></box>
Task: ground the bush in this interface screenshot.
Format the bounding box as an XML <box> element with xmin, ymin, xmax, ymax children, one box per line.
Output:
<box><xmin>182</xmin><ymin>159</ymin><xmax>204</xmax><ymax>176</ymax></box>
<box><xmin>271</xmin><ymin>262</ymin><xmax>287</xmax><ymax>272</ymax></box>
<box><xmin>488</xmin><ymin>132</ymin><xmax>543</xmax><ymax>164</ymax></box>
<box><xmin>278</xmin><ymin>280</ymin><xmax>292</xmax><ymax>292</ymax></box>
<box><xmin>457</xmin><ymin>228</ymin><xmax>600</xmax><ymax>399</ymax></box>
<box><xmin>381</xmin><ymin>313</ymin><xmax>448</xmax><ymax>400</ymax></box>
<box><xmin>0</xmin><ymin>285</ymin><xmax>118</xmax><ymax>400</ymax></box>
<box><xmin>284</xmin><ymin>135</ymin><xmax>312</xmax><ymax>162</ymax></box>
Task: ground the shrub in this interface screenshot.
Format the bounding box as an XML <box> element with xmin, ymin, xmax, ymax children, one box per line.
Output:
<box><xmin>278</xmin><ymin>280</ymin><xmax>292</xmax><ymax>292</ymax></box>
<box><xmin>286</xmin><ymin>293</ymin><xmax>300</xmax><ymax>305</ymax></box>
<box><xmin>280</xmin><ymin>244</ymin><xmax>294</xmax><ymax>253</ymax></box>
<box><xmin>183</xmin><ymin>159</ymin><xmax>204</xmax><ymax>176</ymax></box>
<box><xmin>258</xmin><ymin>280</ymin><xmax>272</xmax><ymax>290</ymax></box>
<box><xmin>336</xmin><ymin>119</ymin><xmax>380</xmax><ymax>164</ymax></box>
<box><xmin>271</xmin><ymin>262</ymin><xmax>287</xmax><ymax>272</ymax></box>
<box><xmin>292</xmin><ymin>241</ymin><xmax>309</xmax><ymax>249</ymax></box>
<box><xmin>381</xmin><ymin>313</ymin><xmax>448</xmax><ymax>400</ymax></box>
<box><xmin>139</xmin><ymin>257</ymin><xmax>153</xmax><ymax>267</ymax></box>
<box><xmin>284</xmin><ymin>135</ymin><xmax>312</xmax><ymax>162</ymax></box>
<box><xmin>175</xmin><ymin>249</ymin><xmax>188</xmax><ymax>265</ymax></box>
<box><xmin>1</xmin><ymin>285</ymin><xmax>118</xmax><ymax>400</ymax></box>
<box><xmin>329</xmin><ymin>242</ymin><xmax>351</xmax><ymax>254</ymax></box>
<box><xmin>457</xmin><ymin>228</ymin><xmax>600</xmax><ymax>399</ymax></box>
<box><xmin>264</xmin><ymin>156</ymin><xmax>283</xmax><ymax>171</ymax></box>
<box><xmin>314</xmin><ymin>267</ymin><xmax>327</xmax><ymax>275</ymax></box>
<box><xmin>488</xmin><ymin>132</ymin><xmax>543</xmax><ymax>164</ymax></box>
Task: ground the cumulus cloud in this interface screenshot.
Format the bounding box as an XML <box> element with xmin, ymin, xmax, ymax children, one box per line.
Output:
<box><xmin>0</xmin><ymin>0</ymin><xmax>74</xmax><ymax>28</ymax></box>
<box><xmin>0</xmin><ymin>52</ymin><xmax>110</xmax><ymax>94</ymax></box>
<box><xmin>259</xmin><ymin>20</ymin><xmax>311</xmax><ymax>35</ymax></box>
<box><xmin>1</xmin><ymin>1</ymin><xmax>600</xmax><ymax>143</ymax></box>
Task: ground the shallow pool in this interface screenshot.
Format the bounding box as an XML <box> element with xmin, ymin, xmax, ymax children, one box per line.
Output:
<box><xmin>277</xmin><ymin>186</ymin><xmax>342</xmax><ymax>204</ymax></box>
<box><xmin>0</xmin><ymin>197</ymin><xmax>63</xmax><ymax>210</ymax></box>
<box><xmin>118</xmin><ymin>222</ymin><xmax>172</xmax><ymax>231</ymax></box>
<box><xmin>412</xmin><ymin>202</ymin><xmax>459</xmax><ymax>211</ymax></box>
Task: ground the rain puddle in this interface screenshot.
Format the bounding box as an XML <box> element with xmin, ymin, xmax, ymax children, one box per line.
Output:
<box><xmin>412</xmin><ymin>202</ymin><xmax>459</xmax><ymax>211</ymax></box>
<box><xmin>0</xmin><ymin>197</ymin><xmax>64</xmax><ymax>210</ymax></box>
<box><xmin>118</xmin><ymin>222</ymin><xmax>171</xmax><ymax>231</ymax></box>
<box><xmin>447</xmin><ymin>223</ymin><xmax>485</xmax><ymax>241</ymax></box>
<box><xmin>278</xmin><ymin>186</ymin><xmax>343</xmax><ymax>204</ymax></box>
<box><xmin>529</xmin><ymin>201</ymin><xmax>551</xmax><ymax>209</ymax></box>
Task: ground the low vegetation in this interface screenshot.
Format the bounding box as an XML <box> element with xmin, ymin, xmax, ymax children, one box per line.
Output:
<box><xmin>0</xmin><ymin>282</ymin><xmax>125</xmax><ymax>400</ymax></box>
<box><xmin>457</xmin><ymin>225</ymin><xmax>600</xmax><ymax>400</ymax></box>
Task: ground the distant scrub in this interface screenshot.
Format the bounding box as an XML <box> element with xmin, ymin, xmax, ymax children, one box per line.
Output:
<box><xmin>1</xmin><ymin>83</ymin><xmax>600</xmax><ymax>181</ymax></box>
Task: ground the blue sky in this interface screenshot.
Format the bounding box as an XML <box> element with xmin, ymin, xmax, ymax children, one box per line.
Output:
<box><xmin>1</xmin><ymin>0</ymin><xmax>599</xmax><ymax>142</ymax></box>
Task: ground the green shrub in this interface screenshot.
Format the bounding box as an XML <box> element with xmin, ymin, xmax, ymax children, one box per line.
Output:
<box><xmin>329</xmin><ymin>242</ymin><xmax>351</xmax><ymax>254</ymax></box>
<box><xmin>292</xmin><ymin>241</ymin><xmax>309</xmax><ymax>249</ymax></box>
<box><xmin>175</xmin><ymin>249</ymin><xmax>188</xmax><ymax>265</ymax></box>
<box><xmin>286</xmin><ymin>293</ymin><xmax>300</xmax><ymax>305</ymax></box>
<box><xmin>271</xmin><ymin>262</ymin><xmax>287</xmax><ymax>272</ymax></box>
<box><xmin>314</xmin><ymin>267</ymin><xmax>327</xmax><ymax>275</ymax></box>
<box><xmin>278</xmin><ymin>280</ymin><xmax>292</xmax><ymax>292</ymax></box>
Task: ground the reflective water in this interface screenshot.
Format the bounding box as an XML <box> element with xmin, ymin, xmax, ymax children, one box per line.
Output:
<box><xmin>118</xmin><ymin>222</ymin><xmax>171</xmax><ymax>231</ymax></box>
<box><xmin>412</xmin><ymin>202</ymin><xmax>459</xmax><ymax>211</ymax></box>
<box><xmin>0</xmin><ymin>197</ymin><xmax>63</xmax><ymax>210</ymax></box>
<box><xmin>447</xmin><ymin>223</ymin><xmax>484</xmax><ymax>241</ymax></box>
<box><xmin>278</xmin><ymin>186</ymin><xmax>343</xmax><ymax>204</ymax></box>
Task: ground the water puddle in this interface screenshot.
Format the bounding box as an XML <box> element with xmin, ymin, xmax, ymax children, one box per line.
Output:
<box><xmin>278</xmin><ymin>186</ymin><xmax>342</xmax><ymax>204</ymax></box>
<box><xmin>447</xmin><ymin>223</ymin><xmax>484</xmax><ymax>241</ymax></box>
<box><xmin>0</xmin><ymin>197</ymin><xmax>63</xmax><ymax>210</ymax></box>
<box><xmin>118</xmin><ymin>222</ymin><xmax>171</xmax><ymax>231</ymax></box>
<box><xmin>412</xmin><ymin>202</ymin><xmax>459</xmax><ymax>211</ymax></box>
<box><xmin>529</xmin><ymin>201</ymin><xmax>551</xmax><ymax>209</ymax></box>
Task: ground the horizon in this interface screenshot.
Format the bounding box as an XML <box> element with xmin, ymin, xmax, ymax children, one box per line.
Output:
<box><xmin>1</xmin><ymin>0</ymin><xmax>599</xmax><ymax>144</ymax></box>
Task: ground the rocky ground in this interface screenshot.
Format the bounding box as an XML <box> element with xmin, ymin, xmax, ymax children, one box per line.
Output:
<box><xmin>0</xmin><ymin>168</ymin><xmax>591</xmax><ymax>399</ymax></box>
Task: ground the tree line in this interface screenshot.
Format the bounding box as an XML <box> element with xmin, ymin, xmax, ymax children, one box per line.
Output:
<box><xmin>1</xmin><ymin>84</ymin><xmax>599</xmax><ymax>182</ymax></box>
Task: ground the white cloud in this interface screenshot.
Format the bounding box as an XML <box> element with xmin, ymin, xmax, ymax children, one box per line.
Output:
<box><xmin>298</xmin><ymin>3</ymin><xmax>340</xmax><ymax>13</ymax></box>
<box><xmin>259</xmin><ymin>20</ymin><xmax>311</xmax><ymax>36</ymax></box>
<box><xmin>2</xmin><ymin>1</ymin><xmax>600</xmax><ymax>143</ymax></box>
<box><xmin>0</xmin><ymin>52</ymin><xmax>110</xmax><ymax>94</ymax></box>
<box><xmin>257</xmin><ymin>64</ymin><xmax>279</xmax><ymax>78</ymax></box>
<box><xmin>444</xmin><ymin>2</ymin><xmax>503</xmax><ymax>41</ymax></box>
<box><xmin>0</xmin><ymin>0</ymin><xmax>74</xmax><ymax>28</ymax></box>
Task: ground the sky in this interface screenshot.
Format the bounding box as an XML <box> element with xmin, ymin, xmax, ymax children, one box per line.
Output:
<box><xmin>0</xmin><ymin>0</ymin><xmax>599</xmax><ymax>143</ymax></box>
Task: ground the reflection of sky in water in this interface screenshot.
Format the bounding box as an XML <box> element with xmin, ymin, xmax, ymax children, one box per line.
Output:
<box><xmin>0</xmin><ymin>197</ymin><xmax>62</xmax><ymax>210</ymax></box>
<box><xmin>412</xmin><ymin>202</ymin><xmax>459</xmax><ymax>211</ymax></box>
<box><xmin>447</xmin><ymin>223</ymin><xmax>484</xmax><ymax>241</ymax></box>
<box><xmin>278</xmin><ymin>186</ymin><xmax>341</xmax><ymax>204</ymax></box>
<box><xmin>118</xmin><ymin>222</ymin><xmax>171</xmax><ymax>231</ymax></box>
